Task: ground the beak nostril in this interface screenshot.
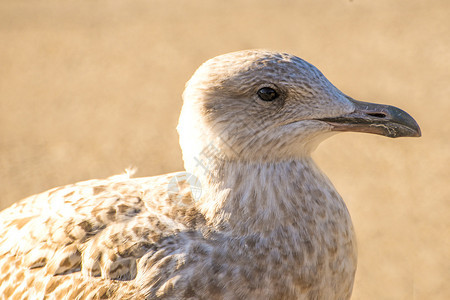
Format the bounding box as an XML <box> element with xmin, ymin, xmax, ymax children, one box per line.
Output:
<box><xmin>367</xmin><ymin>112</ymin><xmax>387</xmax><ymax>118</ymax></box>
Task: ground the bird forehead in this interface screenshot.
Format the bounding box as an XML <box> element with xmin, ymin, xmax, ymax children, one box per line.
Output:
<box><xmin>207</xmin><ymin>51</ymin><xmax>318</xmax><ymax>79</ymax></box>
<box><xmin>190</xmin><ymin>50</ymin><xmax>325</xmax><ymax>93</ymax></box>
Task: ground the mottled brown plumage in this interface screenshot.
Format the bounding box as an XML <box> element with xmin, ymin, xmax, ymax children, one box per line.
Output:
<box><xmin>0</xmin><ymin>50</ymin><xmax>420</xmax><ymax>299</ymax></box>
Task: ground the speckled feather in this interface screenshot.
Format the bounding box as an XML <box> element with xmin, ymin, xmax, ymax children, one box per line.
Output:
<box><xmin>0</xmin><ymin>50</ymin><xmax>358</xmax><ymax>299</ymax></box>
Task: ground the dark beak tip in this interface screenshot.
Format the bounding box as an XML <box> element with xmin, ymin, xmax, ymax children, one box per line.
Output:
<box><xmin>390</xmin><ymin>106</ymin><xmax>422</xmax><ymax>138</ymax></box>
<box><xmin>412</xmin><ymin>123</ymin><xmax>422</xmax><ymax>137</ymax></box>
<box><xmin>398</xmin><ymin>125</ymin><xmax>421</xmax><ymax>138</ymax></box>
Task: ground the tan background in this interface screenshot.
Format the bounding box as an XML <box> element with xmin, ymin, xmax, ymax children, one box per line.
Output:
<box><xmin>0</xmin><ymin>0</ymin><xmax>448</xmax><ymax>298</ymax></box>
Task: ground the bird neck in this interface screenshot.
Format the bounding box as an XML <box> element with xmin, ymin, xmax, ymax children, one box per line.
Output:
<box><xmin>194</xmin><ymin>157</ymin><xmax>343</xmax><ymax>235</ymax></box>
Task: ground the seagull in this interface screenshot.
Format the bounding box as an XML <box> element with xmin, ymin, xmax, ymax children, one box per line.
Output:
<box><xmin>0</xmin><ymin>50</ymin><xmax>420</xmax><ymax>299</ymax></box>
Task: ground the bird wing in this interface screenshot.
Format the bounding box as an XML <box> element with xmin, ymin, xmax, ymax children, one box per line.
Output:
<box><xmin>0</xmin><ymin>171</ymin><xmax>205</xmax><ymax>299</ymax></box>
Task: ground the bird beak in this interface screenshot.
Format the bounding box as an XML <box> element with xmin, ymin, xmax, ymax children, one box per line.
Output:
<box><xmin>319</xmin><ymin>97</ymin><xmax>421</xmax><ymax>138</ymax></box>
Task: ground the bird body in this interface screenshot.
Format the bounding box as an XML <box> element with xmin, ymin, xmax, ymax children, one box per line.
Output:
<box><xmin>0</xmin><ymin>50</ymin><xmax>420</xmax><ymax>299</ymax></box>
<box><xmin>0</xmin><ymin>160</ymin><xmax>356</xmax><ymax>299</ymax></box>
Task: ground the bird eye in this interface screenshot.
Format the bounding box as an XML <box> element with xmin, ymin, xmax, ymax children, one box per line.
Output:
<box><xmin>257</xmin><ymin>87</ymin><xmax>279</xmax><ymax>101</ymax></box>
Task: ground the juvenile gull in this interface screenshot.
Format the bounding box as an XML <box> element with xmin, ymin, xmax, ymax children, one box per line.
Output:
<box><xmin>0</xmin><ymin>50</ymin><xmax>421</xmax><ymax>299</ymax></box>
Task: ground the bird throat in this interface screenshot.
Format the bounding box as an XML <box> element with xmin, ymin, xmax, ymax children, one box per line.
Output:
<box><xmin>194</xmin><ymin>158</ymin><xmax>353</xmax><ymax>238</ymax></box>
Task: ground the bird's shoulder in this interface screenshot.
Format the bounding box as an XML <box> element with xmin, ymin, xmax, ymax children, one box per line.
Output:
<box><xmin>0</xmin><ymin>171</ymin><xmax>206</xmax><ymax>297</ymax></box>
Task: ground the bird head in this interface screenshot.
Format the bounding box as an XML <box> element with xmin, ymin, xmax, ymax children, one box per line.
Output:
<box><xmin>177</xmin><ymin>50</ymin><xmax>420</xmax><ymax>173</ymax></box>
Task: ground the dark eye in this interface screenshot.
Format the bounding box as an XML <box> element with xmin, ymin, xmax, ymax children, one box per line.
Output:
<box><xmin>257</xmin><ymin>87</ymin><xmax>279</xmax><ymax>101</ymax></box>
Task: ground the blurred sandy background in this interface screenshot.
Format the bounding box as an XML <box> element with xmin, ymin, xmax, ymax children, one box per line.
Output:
<box><xmin>0</xmin><ymin>0</ymin><xmax>448</xmax><ymax>298</ymax></box>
